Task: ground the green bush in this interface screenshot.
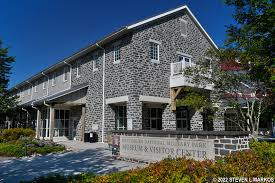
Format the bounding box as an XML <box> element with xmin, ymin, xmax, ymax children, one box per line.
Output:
<box><xmin>249</xmin><ymin>140</ymin><xmax>275</xmax><ymax>165</ymax></box>
<box><xmin>21</xmin><ymin>172</ymin><xmax>95</xmax><ymax>183</ymax></box>
<box><xmin>28</xmin><ymin>145</ymin><xmax>65</xmax><ymax>155</ymax></box>
<box><xmin>0</xmin><ymin>143</ymin><xmax>25</xmax><ymax>157</ymax></box>
<box><xmin>0</xmin><ymin>128</ymin><xmax>35</xmax><ymax>142</ymax></box>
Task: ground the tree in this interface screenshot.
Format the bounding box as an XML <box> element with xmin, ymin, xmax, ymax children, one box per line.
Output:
<box><xmin>0</xmin><ymin>38</ymin><xmax>17</xmax><ymax>125</ymax></box>
<box><xmin>224</xmin><ymin>0</ymin><xmax>275</xmax><ymax>88</ymax></box>
<box><xmin>181</xmin><ymin>48</ymin><xmax>271</xmax><ymax>137</ymax></box>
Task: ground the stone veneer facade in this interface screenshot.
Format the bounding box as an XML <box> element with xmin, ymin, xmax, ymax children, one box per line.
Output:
<box><xmin>11</xmin><ymin>6</ymin><xmax>222</xmax><ymax>142</ymax></box>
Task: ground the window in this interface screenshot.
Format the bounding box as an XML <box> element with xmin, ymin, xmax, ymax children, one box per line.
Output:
<box><xmin>93</xmin><ymin>53</ymin><xmax>99</xmax><ymax>71</ymax></box>
<box><xmin>76</xmin><ymin>62</ymin><xmax>81</xmax><ymax>77</ymax></box>
<box><xmin>205</xmin><ymin>57</ymin><xmax>212</xmax><ymax>69</ymax></box>
<box><xmin>54</xmin><ymin>109</ymin><xmax>70</xmax><ymax>137</ymax></box>
<box><xmin>149</xmin><ymin>40</ymin><xmax>160</xmax><ymax>62</ymax></box>
<box><xmin>113</xmin><ymin>44</ymin><xmax>121</xmax><ymax>63</ymax></box>
<box><xmin>224</xmin><ymin>110</ymin><xmax>247</xmax><ymax>131</ymax></box>
<box><xmin>176</xmin><ymin>107</ymin><xmax>189</xmax><ymax>130</ymax></box>
<box><xmin>63</xmin><ymin>66</ymin><xmax>69</xmax><ymax>82</ymax></box>
<box><xmin>146</xmin><ymin>108</ymin><xmax>162</xmax><ymax>130</ymax></box>
<box><xmin>28</xmin><ymin>86</ymin><xmax>31</xmax><ymax>96</ymax></box>
<box><xmin>34</xmin><ymin>81</ymin><xmax>38</xmax><ymax>92</ymax></box>
<box><xmin>43</xmin><ymin>78</ymin><xmax>47</xmax><ymax>90</ymax></box>
<box><xmin>179</xmin><ymin>18</ymin><xmax>187</xmax><ymax>37</ymax></box>
<box><xmin>52</xmin><ymin>72</ymin><xmax>56</xmax><ymax>86</ymax></box>
<box><xmin>115</xmin><ymin>106</ymin><xmax>127</xmax><ymax>130</ymax></box>
<box><xmin>178</xmin><ymin>53</ymin><xmax>192</xmax><ymax>67</ymax></box>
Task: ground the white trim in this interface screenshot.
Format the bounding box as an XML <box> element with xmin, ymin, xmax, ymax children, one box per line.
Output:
<box><xmin>176</xmin><ymin>51</ymin><xmax>193</xmax><ymax>58</ymax></box>
<box><xmin>139</xmin><ymin>95</ymin><xmax>170</xmax><ymax>103</ymax></box>
<box><xmin>106</xmin><ymin>95</ymin><xmax>129</xmax><ymax>104</ymax></box>
<box><xmin>149</xmin><ymin>40</ymin><xmax>160</xmax><ymax>63</ymax></box>
<box><xmin>149</xmin><ymin>39</ymin><xmax>161</xmax><ymax>45</ymax></box>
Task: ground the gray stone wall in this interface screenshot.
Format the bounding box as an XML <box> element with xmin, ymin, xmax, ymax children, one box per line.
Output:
<box><xmin>15</xmin><ymin>9</ymin><xmax>217</xmax><ymax>141</ymax></box>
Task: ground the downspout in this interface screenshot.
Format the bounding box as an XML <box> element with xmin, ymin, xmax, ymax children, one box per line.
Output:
<box><xmin>42</xmin><ymin>72</ymin><xmax>50</xmax><ymax>96</ymax></box>
<box><xmin>64</xmin><ymin>61</ymin><xmax>72</xmax><ymax>88</ymax></box>
<box><xmin>96</xmin><ymin>43</ymin><xmax>106</xmax><ymax>143</ymax></box>
<box><xmin>22</xmin><ymin>107</ymin><xmax>29</xmax><ymax>128</ymax></box>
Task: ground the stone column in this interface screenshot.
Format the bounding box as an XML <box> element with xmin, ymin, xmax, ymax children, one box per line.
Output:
<box><xmin>162</xmin><ymin>105</ymin><xmax>176</xmax><ymax>130</ymax></box>
<box><xmin>36</xmin><ymin>109</ymin><xmax>41</xmax><ymax>139</ymax></box>
<box><xmin>127</xmin><ymin>95</ymin><xmax>142</xmax><ymax>130</ymax></box>
<box><xmin>49</xmin><ymin>106</ymin><xmax>55</xmax><ymax>140</ymax></box>
<box><xmin>190</xmin><ymin>110</ymin><xmax>203</xmax><ymax>131</ymax></box>
<box><xmin>80</xmin><ymin>105</ymin><xmax>86</xmax><ymax>142</ymax></box>
<box><xmin>213</xmin><ymin>109</ymin><xmax>225</xmax><ymax>131</ymax></box>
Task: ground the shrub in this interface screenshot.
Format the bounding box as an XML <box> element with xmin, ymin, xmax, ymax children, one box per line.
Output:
<box><xmin>249</xmin><ymin>139</ymin><xmax>275</xmax><ymax>165</ymax></box>
<box><xmin>21</xmin><ymin>172</ymin><xmax>96</xmax><ymax>183</ymax></box>
<box><xmin>0</xmin><ymin>128</ymin><xmax>35</xmax><ymax>142</ymax></box>
<box><xmin>0</xmin><ymin>143</ymin><xmax>25</xmax><ymax>157</ymax></box>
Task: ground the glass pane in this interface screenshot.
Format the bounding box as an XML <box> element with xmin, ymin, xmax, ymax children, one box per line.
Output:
<box><xmin>65</xmin><ymin>129</ymin><xmax>69</xmax><ymax>136</ymax></box>
<box><xmin>151</xmin><ymin>108</ymin><xmax>156</xmax><ymax>118</ymax></box>
<box><xmin>60</xmin><ymin>110</ymin><xmax>64</xmax><ymax>119</ymax></box>
<box><xmin>182</xmin><ymin>111</ymin><xmax>187</xmax><ymax>118</ymax></box>
<box><xmin>182</xmin><ymin>120</ymin><xmax>187</xmax><ymax>128</ymax></box>
<box><xmin>65</xmin><ymin>120</ymin><xmax>69</xmax><ymax>128</ymax></box>
<box><xmin>65</xmin><ymin>110</ymin><xmax>69</xmax><ymax>119</ymax></box>
<box><xmin>157</xmin><ymin>119</ymin><xmax>162</xmax><ymax>130</ymax></box>
<box><xmin>59</xmin><ymin>129</ymin><xmax>64</xmax><ymax>136</ymax></box>
<box><xmin>177</xmin><ymin>120</ymin><xmax>182</xmax><ymax>129</ymax></box>
<box><xmin>178</xmin><ymin>55</ymin><xmax>184</xmax><ymax>62</ymax></box>
<box><xmin>157</xmin><ymin>109</ymin><xmax>162</xmax><ymax>118</ymax></box>
<box><xmin>151</xmin><ymin>119</ymin><xmax>157</xmax><ymax>128</ymax></box>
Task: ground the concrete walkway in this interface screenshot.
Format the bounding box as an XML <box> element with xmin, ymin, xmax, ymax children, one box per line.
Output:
<box><xmin>0</xmin><ymin>141</ymin><xmax>146</xmax><ymax>183</ymax></box>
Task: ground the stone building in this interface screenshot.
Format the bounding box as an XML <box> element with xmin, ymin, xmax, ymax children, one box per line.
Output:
<box><xmin>9</xmin><ymin>5</ymin><xmax>253</xmax><ymax>144</ymax></box>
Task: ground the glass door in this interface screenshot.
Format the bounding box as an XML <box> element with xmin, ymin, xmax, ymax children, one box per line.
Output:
<box><xmin>176</xmin><ymin>107</ymin><xmax>189</xmax><ymax>130</ymax></box>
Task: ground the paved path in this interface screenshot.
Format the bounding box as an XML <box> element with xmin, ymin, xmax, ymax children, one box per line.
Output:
<box><xmin>0</xmin><ymin>142</ymin><xmax>146</xmax><ymax>183</ymax></box>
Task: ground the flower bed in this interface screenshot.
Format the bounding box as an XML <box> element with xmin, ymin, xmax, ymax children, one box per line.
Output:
<box><xmin>0</xmin><ymin>128</ymin><xmax>65</xmax><ymax>157</ymax></box>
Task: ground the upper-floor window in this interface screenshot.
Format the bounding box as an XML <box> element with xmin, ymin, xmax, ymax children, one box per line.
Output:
<box><xmin>28</xmin><ymin>86</ymin><xmax>31</xmax><ymax>96</ymax></box>
<box><xmin>76</xmin><ymin>61</ymin><xmax>81</xmax><ymax>78</ymax></box>
<box><xmin>149</xmin><ymin>39</ymin><xmax>160</xmax><ymax>63</ymax></box>
<box><xmin>21</xmin><ymin>89</ymin><xmax>24</xmax><ymax>98</ymax></box>
<box><xmin>204</xmin><ymin>57</ymin><xmax>212</xmax><ymax>69</ymax></box>
<box><xmin>113</xmin><ymin>44</ymin><xmax>121</xmax><ymax>63</ymax></box>
<box><xmin>177</xmin><ymin>52</ymin><xmax>192</xmax><ymax>68</ymax></box>
<box><xmin>93</xmin><ymin>53</ymin><xmax>99</xmax><ymax>71</ymax></box>
<box><xmin>179</xmin><ymin>18</ymin><xmax>187</xmax><ymax>37</ymax></box>
<box><xmin>34</xmin><ymin>81</ymin><xmax>38</xmax><ymax>93</ymax></box>
<box><xmin>43</xmin><ymin>77</ymin><xmax>47</xmax><ymax>90</ymax></box>
<box><xmin>52</xmin><ymin>72</ymin><xmax>56</xmax><ymax>86</ymax></box>
<box><xmin>63</xmin><ymin>66</ymin><xmax>69</xmax><ymax>82</ymax></box>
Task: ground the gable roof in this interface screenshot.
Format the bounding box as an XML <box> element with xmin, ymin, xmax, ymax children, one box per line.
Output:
<box><xmin>11</xmin><ymin>5</ymin><xmax>218</xmax><ymax>91</ymax></box>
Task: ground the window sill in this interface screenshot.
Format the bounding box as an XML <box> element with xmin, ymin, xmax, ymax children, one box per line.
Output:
<box><xmin>181</xmin><ymin>33</ymin><xmax>187</xmax><ymax>37</ymax></box>
<box><xmin>113</xmin><ymin>60</ymin><xmax>120</xmax><ymax>64</ymax></box>
<box><xmin>150</xmin><ymin>59</ymin><xmax>160</xmax><ymax>64</ymax></box>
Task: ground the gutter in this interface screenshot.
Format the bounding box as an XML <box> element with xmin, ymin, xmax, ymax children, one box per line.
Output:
<box><xmin>96</xmin><ymin>43</ymin><xmax>106</xmax><ymax>143</ymax></box>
